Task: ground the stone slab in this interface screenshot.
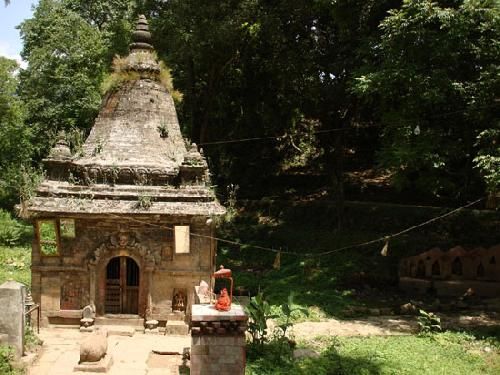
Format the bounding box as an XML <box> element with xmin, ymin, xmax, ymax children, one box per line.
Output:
<box><xmin>165</xmin><ymin>321</ymin><xmax>189</xmax><ymax>335</ymax></box>
<box><xmin>103</xmin><ymin>326</ymin><xmax>135</xmax><ymax>337</ymax></box>
<box><xmin>0</xmin><ymin>281</ymin><xmax>26</xmax><ymax>357</ymax></box>
<box><xmin>74</xmin><ymin>354</ymin><xmax>113</xmax><ymax>373</ymax></box>
<box><xmin>191</xmin><ymin>304</ymin><xmax>247</xmax><ymax>322</ymax></box>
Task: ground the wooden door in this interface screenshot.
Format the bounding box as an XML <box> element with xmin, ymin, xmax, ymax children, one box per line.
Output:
<box><xmin>105</xmin><ymin>257</ymin><xmax>139</xmax><ymax>314</ymax></box>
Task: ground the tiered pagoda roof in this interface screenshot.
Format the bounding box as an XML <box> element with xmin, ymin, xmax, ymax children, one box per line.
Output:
<box><xmin>24</xmin><ymin>15</ymin><xmax>225</xmax><ymax>218</ymax></box>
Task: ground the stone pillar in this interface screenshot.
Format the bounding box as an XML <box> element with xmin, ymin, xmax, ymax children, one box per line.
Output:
<box><xmin>190</xmin><ymin>304</ymin><xmax>248</xmax><ymax>375</ymax></box>
<box><xmin>89</xmin><ymin>264</ymin><xmax>96</xmax><ymax>307</ymax></box>
<box><xmin>0</xmin><ymin>281</ymin><xmax>26</xmax><ymax>357</ymax></box>
<box><xmin>144</xmin><ymin>267</ymin><xmax>159</xmax><ymax>333</ymax></box>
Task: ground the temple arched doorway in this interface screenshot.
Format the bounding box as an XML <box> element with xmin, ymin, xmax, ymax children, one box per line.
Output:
<box><xmin>105</xmin><ymin>256</ymin><xmax>140</xmax><ymax>314</ymax></box>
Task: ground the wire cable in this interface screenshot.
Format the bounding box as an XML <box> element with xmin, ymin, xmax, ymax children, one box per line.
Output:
<box><xmin>106</xmin><ymin>197</ymin><xmax>484</xmax><ymax>258</ymax></box>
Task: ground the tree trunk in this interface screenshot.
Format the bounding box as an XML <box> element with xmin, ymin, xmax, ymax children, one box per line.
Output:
<box><xmin>332</xmin><ymin>128</ymin><xmax>345</xmax><ymax>229</ymax></box>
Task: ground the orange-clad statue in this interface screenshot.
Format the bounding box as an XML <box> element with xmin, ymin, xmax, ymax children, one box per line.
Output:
<box><xmin>215</xmin><ymin>288</ymin><xmax>231</xmax><ymax>311</ymax></box>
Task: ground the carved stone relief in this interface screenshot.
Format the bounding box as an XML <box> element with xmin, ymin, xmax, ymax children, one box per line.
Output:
<box><xmin>88</xmin><ymin>230</ymin><xmax>161</xmax><ymax>268</ymax></box>
<box><xmin>172</xmin><ymin>288</ymin><xmax>187</xmax><ymax>312</ymax></box>
<box><xmin>61</xmin><ymin>280</ymin><xmax>81</xmax><ymax>310</ymax></box>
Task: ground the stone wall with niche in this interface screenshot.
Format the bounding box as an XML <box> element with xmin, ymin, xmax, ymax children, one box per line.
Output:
<box><xmin>30</xmin><ymin>214</ymin><xmax>215</xmax><ymax>324</ymax></box>
<box><xmin>399</xmin><ymin>245</ymin><xmax>500</xmax><ymax>297</ymax></box>
<box><xmin>150</xmin><ymin>272</ymin><xmax>210</xmax><ymax>321</ymax></box>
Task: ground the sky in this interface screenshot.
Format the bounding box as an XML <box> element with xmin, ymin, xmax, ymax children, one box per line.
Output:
<box><xmin>0</xmin><ymin>0</ymin><xmax>38</xmax><ymax>68</ymax></box>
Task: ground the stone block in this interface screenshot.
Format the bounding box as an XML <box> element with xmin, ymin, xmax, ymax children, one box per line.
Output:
<box><xmin>0</xmin><ymin>281</ymin><xmax>26</xmax><ymax>357</ymax></box>
<box><xmin>191</xmin><ymin>345</ymin><xmax>210</xmax><ymax>355</ymax></box>
<box><xmin>223</xmin><ymin>346</ymin><xmax>243</xmax><ymax>357</ymax></box>
<box><xmin>165</xmin><ymin>320</ymin><xmax>189</xmax><ymax>335</ymax></box>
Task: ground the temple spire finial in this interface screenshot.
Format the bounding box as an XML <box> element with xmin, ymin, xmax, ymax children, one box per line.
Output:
<box><xmin>130</xmin><ymin>14</ymin><xmax>154</xmax><ymax>52</ymax></box>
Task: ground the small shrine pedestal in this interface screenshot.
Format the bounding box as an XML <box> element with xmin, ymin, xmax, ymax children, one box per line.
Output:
<box><xmin>190</xmin><ymin>304</ymin><xmax>248</xmax><ymax>375</ymax></box>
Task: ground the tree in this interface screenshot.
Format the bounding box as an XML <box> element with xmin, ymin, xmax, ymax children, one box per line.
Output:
<box><xmin>0</xmin><ymin>57</ymin><xmax>32</xmax><ymax>207</ymax></box>
<box><xmin>146</xmin><ymin>0</ymin><xmax>400</xmax><ymax>217</ymax></box>
<box><xmin>18</xmin><ymin>0</ymin><xmax>106</xmax><ymax>159</ymax></box>
<box><xmin>353</xmin><ymin>0</ymin><xmax>500</xmax><ymax>200</ymax></box>
<box><xmin>63</xmin><ymin>0</ymin><xmax>137</xmax><ymax>64</ymax></box>
<box><xmin>147</xmin><ymin>0</ymin><xmax>305</xmax><ymax>188</ymax></box>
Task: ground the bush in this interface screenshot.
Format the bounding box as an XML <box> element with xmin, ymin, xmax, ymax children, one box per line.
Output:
<box><xmin>24</xmin><ymin>325</ymin><xmax>42</xmax><ymax>352</ymax></box>
<box><xmin>0</xmin><ymin>345</ymin><xmax>17</xmax><ymax>375</ymax></box>
<box><xmin>0</xmin><ymin>210</ymin><xmax>24</xmax><ymax>246</ymax></box>
<box><xmin>417</xmin><ymin>309</ymin><xmax>442</xmax><ymax>334</ymax></box>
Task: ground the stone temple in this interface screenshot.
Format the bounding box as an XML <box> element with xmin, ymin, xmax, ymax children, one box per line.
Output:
<box><xmin>22</xmin><ymin>16</ymin><xmax>225</xmax><ymax>328</ymax></box>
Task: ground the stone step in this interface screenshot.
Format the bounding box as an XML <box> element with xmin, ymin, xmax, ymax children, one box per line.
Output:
<box><xmin>164</xmin><ymin>320</ymin><xmax>189</xmax><ymax>335</ymax></box>
<box><xmin>95</xmin><ymin>315</ymin><xmax>144</xmax><ymax>328</ymax></box>
<box><xmin>166</xmin><ymin>312</ymin><xmax>186</xmax><ymax>320</ymax></box>
<box><xmin>99</xmin><ymin>325</ymin><xmax>137</xmax><ymax>337</ymax></box>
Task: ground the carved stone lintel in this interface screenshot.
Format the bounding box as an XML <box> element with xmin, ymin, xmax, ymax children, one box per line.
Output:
<box><xmin>88</xmin><ymin>230</ymin><xmax>161</xmax><ymax>268</ymax></box>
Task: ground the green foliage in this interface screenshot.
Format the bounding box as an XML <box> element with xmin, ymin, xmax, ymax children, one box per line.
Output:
<box><xmin>39</xmin><ymin>221</ymin><xmax>56</xmax><ymax>241</ymax></box>
<box><xmin>0</xmin><ymin>346</ymin><xmax>18</xmax><ymax>375</ymax></box>
<box><xmin>0</xmin><ymin>57</ymin><xmax>33</xmax><ymax>208</ymax></box>
<box><xmin>158</xmin><ymin>61</ymin><xmax>183</xmax><ymax>104</ymax></box>
<box><xmin>0</xmin><ymin>243</ymin><xmax>31</xmax><ymax>287</ymax></box>
<box><xmin>473</xmin><ymin>128</ymin><xmax>500</xmax><ymax>194</ymax></box>
<box><xmin>222</xmin><ymin>184</ymin><xmax>239</xmax><ymax>223</ymax></box>
<box><xmin>247</xmin><ymin>333</ymin><xmax>498</xmax><ymax>375</ymax></box>
<box><xmin>0</xmin><ymin>210</ymin><xmax>33</xmax><ymax>286</ymax></box>
<box><xmin>17</xmin><ymin>166</ymin><xmax>44</xmax><ymax>205</ymax></box>
<box><xmin>245</xmin><ymin>292</ymin><xmax>278</xmax><ymax>348</ymax></box>
<box><xmin>24</xmin><ymin>325</ymin><xmax>42</xmax><ymax>352</ymax></box>
<box><xmin>275</xmin><ymin>293</ymin><xmax>309</xmax><ymax>337</ymax></box>
<box><xmin>0</xmin><ymin>210</ymin><xmax>28</xmax><ymax>246</ymax></box>
<box><xmin>136</xmin><ymin>194</ymin><xmax>153</xmax><ymax>210</ymax></box>
<box><xmin>101</xmin><ymin>70</ymin><xmax>140</xmax><ymax>94</ymax></box>
<box><xmin>246</xmin><ymin>292</ymin><xmax>308</xmax><ymax>366</ymax></box>
<box><xmin>18</xmin><ymin>0</ymin><xmax>107</xmax><ymax>159</ymax></box>
<box><xmin>63</xmin><ymin>0</ymin><xmax>137</xmax><ymax>64</ymax></box>
<box><xmin>148</xmin><ymin>0</ymin><xmax>327</xmax><ymax>188</ymax></box>
<box><xmin>100</xmin><ymin>55</ymin><xmax>182</xmax><ymax>103</ymax></box>
<box><xmin>353</xmin><ymin>0</ymin><xmax>500</xmax><ymax>199</ymax></box>
<box><xmin>417</xmin><ymin>309</ymin><xmax>442</xmax><ymax>334</ymax></box>
<box><xmin>38</xmin><ymin>219</ymin><xmax>58</xmax><ymax>256</ymax></box>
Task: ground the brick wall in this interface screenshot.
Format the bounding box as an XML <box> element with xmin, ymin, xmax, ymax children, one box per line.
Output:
<box><xmin>190</xmin><ymin>304</ymin><xmax>248</xmax><ymax>375</ymax></box>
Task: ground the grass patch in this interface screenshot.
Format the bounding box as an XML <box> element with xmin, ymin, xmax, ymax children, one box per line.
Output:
<box><xmin>0</xmin><ymin>209</ymin><xmax>32</xmax><ymax>287</ymax></box>
<box><xmin>217</xmin><ymin>199</ymin><xmax>498</xmax><ymax>318</ymax></box>
<box><xmin>247</xmin><ymin>332</ymin><xmax>500</xmax><ymax>374</ymax></box>
<box><xmin>0</xmin><ymin>245</ymin><xmax>31</xmax><ymax>287</ymax></box>
<box><xmin>217</xmin><ymin>205</ymin><xmax>399</xmax><ymax>317</ymax></box>
<box><xmin>101</xmin><ymin>54</ymin><xmax>183</xmax><ymax>104</ymax></box>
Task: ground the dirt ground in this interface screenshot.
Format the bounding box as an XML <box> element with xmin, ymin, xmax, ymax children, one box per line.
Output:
<box><xmin>291</xmin><ymin>312</ymin><xmax>499</xmax><ymax>341</ymax></box>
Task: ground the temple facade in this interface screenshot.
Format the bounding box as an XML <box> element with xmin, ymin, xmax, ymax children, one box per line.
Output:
<box><xmin>22</xmin><ymin>16</ymin><xmax>225</xmax><ymax>326</ymax></box>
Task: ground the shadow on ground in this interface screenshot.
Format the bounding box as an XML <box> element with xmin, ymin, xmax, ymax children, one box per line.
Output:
<box><xmin>246</xmin><ymin>342</ymin><xmax>384</xmax><ymax>375</ymax></box>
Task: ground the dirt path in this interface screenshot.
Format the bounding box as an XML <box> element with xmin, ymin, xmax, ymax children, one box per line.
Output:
<box><xmin>291</xmin><ymin>312</ymin><xmax>499</xmax><ymax>341</ymax></box>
